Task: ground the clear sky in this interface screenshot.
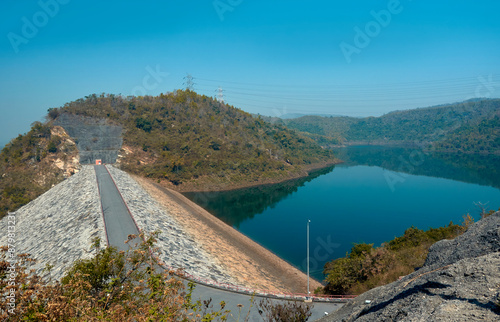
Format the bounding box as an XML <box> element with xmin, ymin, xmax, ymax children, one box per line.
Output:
<box><xmin>1</xmin><ymin>0</ymin><xmax>499</xmax><ymax>147</ymax></box>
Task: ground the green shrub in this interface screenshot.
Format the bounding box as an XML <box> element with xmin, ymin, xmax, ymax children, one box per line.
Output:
<box><xmin>323</xmin><ymin>222</ymin><xmax>465</xmax><ymax>295</ymax></box>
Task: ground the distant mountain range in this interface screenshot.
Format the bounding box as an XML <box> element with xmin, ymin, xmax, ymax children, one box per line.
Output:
<box><xmin>279</xmin><ymin>113</ymin><xmax>346</xmax><ymax>119</ymax></box>
<box><xmin>257</xmin><ymin>113</ymin><xmax>346</xmax><ymax>122</ymax></box>
<box><xmin>281</xmin><ymin>99</ymin><xmax>500</xmax><ymax>154</ymax></box>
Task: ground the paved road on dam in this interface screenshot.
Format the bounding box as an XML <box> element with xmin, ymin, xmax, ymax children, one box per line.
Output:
<box><xmin>94</xmin><ymin>164</ymin><xmax>343</xmax><ymax>320</ymax></box>
<box><xmin>94</xmin><ymin>165</ymin><xmax>140</xmax><ymax>251</ymax></box>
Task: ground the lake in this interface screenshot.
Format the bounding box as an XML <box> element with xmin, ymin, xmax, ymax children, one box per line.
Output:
<box><xmin>183</xmin><ymin>146</ymin><xmax>500</xmax><ymax>282</ymax></box>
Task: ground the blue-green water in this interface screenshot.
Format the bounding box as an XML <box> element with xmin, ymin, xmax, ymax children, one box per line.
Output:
<box><xmin>184</xmin><ymin>147</ymin><xmax>500</xmax><ymax>282</ymax></box>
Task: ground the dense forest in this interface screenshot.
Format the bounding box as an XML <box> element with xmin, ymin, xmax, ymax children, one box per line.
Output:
<box><xmin>0</xmin><ymin>90</ymin><xmax>336</xmax><ymax>219</ymax></box>
<box><xmin>432</xmin><ymin>114</ymin><xmax>500</xmax><ymax>153</ymax></box>
<box><xmin>283</xmin><ymin>99</ymin><xmax>500</xmax><ymax>154</ymax></box>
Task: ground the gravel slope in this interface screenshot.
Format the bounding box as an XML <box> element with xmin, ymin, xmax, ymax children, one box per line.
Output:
<box><xmin>134</xmin><ymin>175</ymin><xmax>323</xmax><ymax>294</ymax></box>
<box><xmin>106</xmin><ymin>165</ymin><xmax>237</xmax><ymax>284</ymax></box>
<box><xmin>0</xmin><ymin>165</ymin><xmax>236</xmax><ymax>284</ymax></box>
<box><xmin>0</xmin><ymin>166</ymin><xmax>106</xmax><ymax>280</ymax></box>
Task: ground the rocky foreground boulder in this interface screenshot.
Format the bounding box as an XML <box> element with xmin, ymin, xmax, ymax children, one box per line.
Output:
<box><xmin>320</xmin><ymin>212</ymin><xmax>500</xmax><ymax>321</ymax></box>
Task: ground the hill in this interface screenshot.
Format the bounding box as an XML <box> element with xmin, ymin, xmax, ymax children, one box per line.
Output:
<box><xmin>0</xmin><ymin>122</ymin><xmax>80</xmax><ymax>220</ymax></box>
<box><xmin>49</xmin><ymin>91</ymin><xmax>336</xmax><ymax>189</ymax></box>
<box><xmin>284</xmin><ymin>99</ymin><xmax>500</xmax><ymax>154</ymax></box>
<box><xmin>0</xmin><ymin>91</ymin><xmax>336</xmax><ymax>219</ymax></box>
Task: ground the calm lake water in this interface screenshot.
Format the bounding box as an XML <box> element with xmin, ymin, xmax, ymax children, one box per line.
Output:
<box><xmin>184</xmin><ymin>146</ymin><xmax>500</xmax><ymax>282</ymax></box>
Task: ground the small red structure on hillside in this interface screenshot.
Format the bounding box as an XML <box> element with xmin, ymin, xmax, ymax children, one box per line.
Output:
<box><xmin>95</xmin><ymin>159</ymin><xmax>102</xmax><ymax>165</ymax></box>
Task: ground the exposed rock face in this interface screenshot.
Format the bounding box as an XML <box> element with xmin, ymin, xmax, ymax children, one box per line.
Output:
<box><xmin>54</xmin><ymin>114</ymin><xmax>123</xmax><ymax>164</ymax></box>
<box><xmin>424</xmin><ymin>213</ymin><xmax>500</xmax><ymax>269</ymax></box>
<box><xmin>49</xmin><ymin>126</ymin><xmax>81</xmax><ymax>177</ymax></box>
<box><xmin>321</xmin><ymin>212</ymin><xmax>500</xmax><ymax>321</ymax></box>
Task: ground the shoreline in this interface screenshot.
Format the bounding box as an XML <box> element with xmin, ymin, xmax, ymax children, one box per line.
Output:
<box><xmin>133</xmin><ymin>174</ymin><xmax>323</xmax><ymax>294</ymax></box>
<box><xmin>333</xmin><ymin>142</ymin><xmax>500</xmax><ymax>155</ymax></box>
<box><xmin>158</xmin><ymin>160</ymin><xmax>341</xmax><ymax>193</ymax></box>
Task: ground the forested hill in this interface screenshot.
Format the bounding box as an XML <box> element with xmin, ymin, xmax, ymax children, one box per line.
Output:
<box><xmin>283</xmin><ymin>99</ymin><xmax>500</xmax><ymax>154</ymax></box>
<box><xmin>48</xmin><ymin>91</ymin><xmax>336</xmax><ymax>189</ymax></box>
<box><xmin>0</xmin><ymin>90</ymin><xmax>336</xmax><ymax>219</ymax></box>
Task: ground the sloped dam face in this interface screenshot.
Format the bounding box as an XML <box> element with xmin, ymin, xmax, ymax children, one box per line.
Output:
<box><xmin>55</xmin><ymin>114</ymin><xmax>123</xmax><ymax>164</ymax></box>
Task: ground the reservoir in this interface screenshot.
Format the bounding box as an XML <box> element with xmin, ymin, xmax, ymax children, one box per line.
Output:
<box><xmin>184</xmin><ymin>146</ymin><xmax>500</xmax><ymax>282</ymax></box>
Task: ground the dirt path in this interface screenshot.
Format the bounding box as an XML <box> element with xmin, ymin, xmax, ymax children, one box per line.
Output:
<box><xmin>133</xmin><ymin>175</ymin><xmax>322</xmax><ymax>294</ymax></box>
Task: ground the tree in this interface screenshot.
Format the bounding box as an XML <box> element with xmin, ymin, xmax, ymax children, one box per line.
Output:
<box><xmin>47</xmin><ymin>108</ymin><xmax>60</xmax><ymax>120</ymax></box>
<box><xmin>47</xmin><ymin>140</ymin><xmax>57</xmax><ymax>153</ymax></box>
<box><xmin>135</xmin><ymin>117</ymin><xmax>152</xmax><ymax>132</ymax></box>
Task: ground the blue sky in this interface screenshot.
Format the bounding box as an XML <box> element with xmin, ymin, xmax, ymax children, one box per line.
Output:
<box><xmin>1</xmin><ymin>0</ymin><xmax>499</xmax><ymax>147</ymax></box>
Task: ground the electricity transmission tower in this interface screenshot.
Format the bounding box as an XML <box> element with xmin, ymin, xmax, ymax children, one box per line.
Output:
<box><xmin>183</xmin><ymin>74</ymin><xmax>195</xmax><ymax>91</ymax></box>
<box><xmin>216</xmin><ymin>86</ymin><xmax>224</xmax><ymax>103</ymax></box>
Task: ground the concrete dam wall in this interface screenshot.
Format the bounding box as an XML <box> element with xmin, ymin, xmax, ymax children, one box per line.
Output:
<box><xmin>54</xmin><ymin>114</ymin><xmax>123</xmax><ymax>164</ymax></box>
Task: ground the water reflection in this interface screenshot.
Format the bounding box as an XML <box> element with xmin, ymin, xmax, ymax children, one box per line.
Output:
<box><xmin>183</xmin><ymin>166</ymin><xmax>335</xmax><ymax>227</ymax></box>
<box><xmin>182</xmin><ymin>147</ymin><xmax>500</xmax><ymax>281</ymax></box>
<box><xmin>333</xmin><ymin>146</ymin><xmax>500</xmax><ymax>189</ymax></box>
<box><xmin>183</xmin><ymin>147</ymin><xmax>500</xmax><ymax>229</ymax></box>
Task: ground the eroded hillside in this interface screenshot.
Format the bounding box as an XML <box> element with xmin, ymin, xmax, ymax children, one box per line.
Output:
<box><xmin>0</xmin><ymin>122</ymin><xmax>79</xmax><ymax>219</ymax></box>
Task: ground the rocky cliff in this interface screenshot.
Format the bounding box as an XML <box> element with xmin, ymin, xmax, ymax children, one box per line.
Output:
<box><xmin>321</xmin><ymin>212</ymin><xmax>500</xmax><ymax>321</ymax></box>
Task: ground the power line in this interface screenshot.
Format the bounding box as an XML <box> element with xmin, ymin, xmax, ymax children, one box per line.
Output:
<box><xmin>194</xmin><ymin>79</ymin><xmax>493</xmax><ymax>97</ymax></box>
<box><xmin>184</xmin><ymin>74</ymin><xmax>500</xmax><ymax>116</ymax></box>
<box><xmin>196</xmin><ymin>74</ymin><xmax>500</xmax><ymax>90</ymax></box>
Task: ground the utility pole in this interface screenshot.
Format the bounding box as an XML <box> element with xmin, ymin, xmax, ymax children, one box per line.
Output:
<box><xmin>183</xmin><ymin>74</ymin><xmax>195</xmax><ymax>91</ymax></box>
<box><xmin>307</xmin><ymin>219</ymin><xmax>311</xmax><ymax>298</ymax></box>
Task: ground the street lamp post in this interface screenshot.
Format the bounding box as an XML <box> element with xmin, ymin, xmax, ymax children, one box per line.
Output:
<box><xmin>307</xmin><ymin>219</ymin><xmax>310</xmax><ymax>298</ymax></box>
